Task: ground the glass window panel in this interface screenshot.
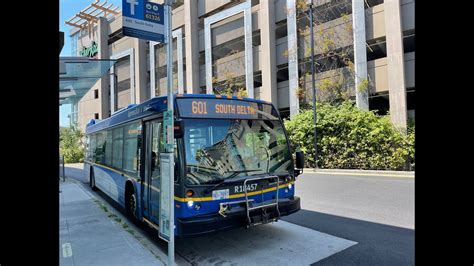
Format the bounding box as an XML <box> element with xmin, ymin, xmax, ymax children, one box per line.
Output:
<box><xmin>112</xmin><ymin>127</ymin><xmax>124</xmax><ymax>169</ymax></box>
<box><xmin>105</xmin><ymin>130</ymin><xmax>113</xmax><ymax>166</ymax></box>
<box><xmin>96</xmin><ymin>132</ymin><xmax>106</xmax><ymax>164</ymax></box>
<box><xmin>123</xmin><ymin>123</ymin><xmax>142</xmax><ymax>176</ymax></box>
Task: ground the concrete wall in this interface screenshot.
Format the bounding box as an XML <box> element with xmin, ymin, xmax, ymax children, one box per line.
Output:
<box><xmin>109</xmin><ymin>38</ymin><xmax>135</xmax><ymax>57</ymax></box>
<box><xmin>275</xmin><ymin>36</ymin><xmax>288</xmax><ymax>66</ymax></box>
<box><xmin>404</xmin><ymin>52</ymin><xmax>415</xmax><ymax>89</ymax></box>
<box><xmin>274</xmin><ymin>0</ymin><xmax>289</xmax><ymax>23</ymax></box>
<box><xmin>300</xmin><ymin>16</ymin><xmax>354</xmax><ymax>56</ymax></box>
<box><xmin>277</xmin><ymin>80</ymin><xmax>290</xmax><ymax>109</ymax></box>
<box><xmin>300</xmin><ymin>67</ymin><xmax>355</xmax><ymax>101</ymax></box>
<box><xmin>367</xmin><ymin>52</ymin><xmax>415</xmax><ymax>93</ymax></box>
<box><xmin>368</xmin><ymin>57</ymin><xmax>388</xmax><ymax>93</ymax></box>
<box><xmin>198</xmin><ymin>0</ymin><xmax>232</xmax><ymax>17</ymax></box>
<box><xmin>366</xmin><ymin>1</ymin><xmax>415</xmax><ymax>41</ymax></box>
<box><xmin>366</xmin><ymin>4</ymin><xmax>385</xmax><ymax>40</ymax></box>
<box><xmin>78</xmin><ymin>82</ymin><xmax>101</xmax><ymax>132</ymax></box>
<box><xmin>401</xmin><ymin>0</ymin><xmax>415</xmax><ymax>30</ymax></box>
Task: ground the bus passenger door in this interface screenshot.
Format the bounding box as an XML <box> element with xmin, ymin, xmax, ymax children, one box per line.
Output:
<box><xmin>144</xmin><ymin>120</ymin><xmax>162</xmax><ymax>225</ymax></box>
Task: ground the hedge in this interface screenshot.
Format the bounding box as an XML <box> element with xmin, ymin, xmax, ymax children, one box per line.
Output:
<box><xmin>284</xmin><ymin>101</ymin><xmax>415</xmax><ymax>170</ymax></box>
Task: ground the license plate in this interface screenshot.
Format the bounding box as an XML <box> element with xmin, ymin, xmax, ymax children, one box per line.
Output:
<box><xmin>212</xmin><ymin>189</ymin><xmax>229</xmax><ymax>200</ymax></box>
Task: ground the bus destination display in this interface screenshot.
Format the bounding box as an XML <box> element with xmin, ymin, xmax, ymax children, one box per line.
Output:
<box><xmin>177</xmin><ymin>98</ymin><xmax>278</xmax><ymax>120</ymax></box>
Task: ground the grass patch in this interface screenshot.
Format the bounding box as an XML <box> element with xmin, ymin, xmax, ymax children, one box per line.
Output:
<box><xmin>122</xmin><ymin>223</ymin><xmax>129</xmax><ymax>229</ymax></box>
<box><xmin>126</xmin><ymin>228</ymin><xmax>135</xmax><ymax>236</ymax></box>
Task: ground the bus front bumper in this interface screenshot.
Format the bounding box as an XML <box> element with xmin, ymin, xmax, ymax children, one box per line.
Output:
<box><xmin>176</xmin><ymin>196</ymin><xmax>300</xmax><ymax>238</ymax></box>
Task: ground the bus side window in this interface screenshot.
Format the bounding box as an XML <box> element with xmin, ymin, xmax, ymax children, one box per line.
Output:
<box><xmin>151</xmin><ymin>151</ymin><xmax>156</xmax><ymax>172</ymax></box>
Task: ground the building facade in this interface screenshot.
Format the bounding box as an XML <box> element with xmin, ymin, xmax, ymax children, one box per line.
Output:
<box><xmin>68</xmin><ymin>0</ymin><xmax>414</xmax><ymax>132</ymax></box>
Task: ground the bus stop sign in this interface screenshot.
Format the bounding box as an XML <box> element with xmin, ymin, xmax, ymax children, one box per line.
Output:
<box><xmin>122</xmin><ymin>0</ymin><xmax>165</xmax><ymax>42</ymax></box>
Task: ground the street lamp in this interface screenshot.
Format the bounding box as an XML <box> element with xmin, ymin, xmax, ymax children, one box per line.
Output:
<box><xmin>308</xmin><ymin>0</ymin><xmax>318</xmax><ymax>169</ymax></box>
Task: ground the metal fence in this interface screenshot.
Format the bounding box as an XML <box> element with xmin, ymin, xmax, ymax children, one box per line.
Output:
<box><xmin>59</xmin><ymin>155</ymin><xmax>66</xmax><ymax>182</ymax></box>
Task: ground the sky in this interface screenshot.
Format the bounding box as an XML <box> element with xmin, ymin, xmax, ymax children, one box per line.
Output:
<box><xmin>59</xmin><ymin>0</ymin><xmax>122</xmax><ymax>127</ymax></box>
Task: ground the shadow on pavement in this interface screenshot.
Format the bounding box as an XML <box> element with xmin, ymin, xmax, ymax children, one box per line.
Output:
<box><xmin>64</xmin><ymin>166</ymin><xmax>87</xmax><ymax>183</ymax></box>
<box><xmin>282</xmin><ymin>209</ymin><xmax>414</xmax><ymax>266</ymax></box>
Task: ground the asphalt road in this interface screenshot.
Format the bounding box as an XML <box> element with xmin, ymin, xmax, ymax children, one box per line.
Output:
<box><xmin>293</xmin><ymin>172</ymin><xmax>414</xmax><ymax>229</ymax></box>
<box><xmin>282</xmin><ymin>172</ymin><xmax>414</xmax><ymax>265</ymax></box>
<box><xmin>64</xmin><ymin>164</ymin><xmax>414</xmax><ymax>265</ymax></box>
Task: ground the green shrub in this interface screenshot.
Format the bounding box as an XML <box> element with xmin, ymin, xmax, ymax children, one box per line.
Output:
<box><xmin>284</xmin><ymin>101</ymin><xmax>415</xmax><ymax>170</ymax></box>
<box><xmin>60</xmin><ymin>126</ymin><xmax>85</xmax><ymax>163</ymax></box>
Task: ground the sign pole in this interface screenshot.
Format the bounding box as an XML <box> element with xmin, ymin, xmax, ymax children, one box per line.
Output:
<box><xmin>121</xmin><ymin>0</ymin><xmax>173</xmax><ymax>264</ymax></box>
<box><xmin>164</xmin><ymin>1</ymin><xmax>175</xmax><ymax>265</ymax></box>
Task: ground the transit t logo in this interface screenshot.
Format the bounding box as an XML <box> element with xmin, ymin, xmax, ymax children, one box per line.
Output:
<box><xmin>126</xmin><ymin>0</ymin><xmax>139</xmax><ymax>15</ymax></box>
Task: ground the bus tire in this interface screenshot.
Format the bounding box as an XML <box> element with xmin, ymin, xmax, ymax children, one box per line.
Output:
<box><xmin>90</xmin><ymin>167</ymin><xmax>98</xmax><ymax>191</ymax></box>
<box><xmin>126</xmin><ymin>185</ymin><xmax>139</xmax><ymax>223</ymax></box>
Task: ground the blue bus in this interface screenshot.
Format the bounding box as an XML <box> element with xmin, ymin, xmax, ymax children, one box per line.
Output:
<box><xmin>84</xmin><ymin>94</ymin><xmax>304</xmax><ymax>238</ymax></box>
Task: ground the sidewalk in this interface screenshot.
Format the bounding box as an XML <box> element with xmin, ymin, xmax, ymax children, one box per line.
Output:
<box><xmin>304</xmin><ymin>168</ymin><xmax>415</xmax><ymax>178</ymax></box>
<box><xmin>60</xmin><ymin>178</ymin><xmax>165</xmax><ymax>266</ymax></box>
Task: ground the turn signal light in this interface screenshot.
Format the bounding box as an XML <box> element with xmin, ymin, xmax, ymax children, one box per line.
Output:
<box><xmin>186</xmin><ymin>190</ymin><xmax>194</xmax><ymax>197</ymax></box>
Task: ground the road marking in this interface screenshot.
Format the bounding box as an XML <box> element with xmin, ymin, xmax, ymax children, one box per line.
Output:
<box><xmin>62</xmin><ymin>243</ymin><xmax>73</xmax><ymax>258</ymax></box>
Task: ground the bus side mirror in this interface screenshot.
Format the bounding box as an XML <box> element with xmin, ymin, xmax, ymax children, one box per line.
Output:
<box><xmin>174</xmin><ymin>120</ymin><xmax>184</xmax><ymax>138</ymax></box>
<box><xmin>295</xmin><ymin>151</ymin><xmax>304</xmax><ymax>176</ymax></box>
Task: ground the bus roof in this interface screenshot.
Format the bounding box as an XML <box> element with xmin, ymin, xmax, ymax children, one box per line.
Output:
<box><xmin>85</xmin><ymin>94</ymin><xmax>274</xmax><ymax>134</ymax></box>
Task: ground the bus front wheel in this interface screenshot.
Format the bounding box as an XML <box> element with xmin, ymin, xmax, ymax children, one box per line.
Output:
<box><xmin>126</xmin><ymin>185</ymin><xmax>139</xmax><ymax>223</ymax></box>
<box><xmin>90</xmin><ymin>168</ymin><xmax>98</xmax><ymax>191</ymax></box>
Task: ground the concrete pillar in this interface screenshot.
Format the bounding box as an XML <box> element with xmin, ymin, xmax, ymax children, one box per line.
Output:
<box><xmin>97</xmin><ymin>17</ymin><xmax>110</xmax><ymax>118</ymax></box>
<box><xmin>134</xmin><ymin>38</ymin><xmax>148</xmax><ymax>103</ymax></box>
<box><xmin>287</xmin><ymin>0</ymin><xmax>299</xmax><ymax>118</ymax></box>
<box><xmin>352</xmin><ymin>0</ymin><xmax>369</xmax><ymax>110</ymax></box>
<box><xmin>385</xmin><ymin>0</ymin><xmax>407</xmax><ymax>130</ymax></box>
<box><xmin>260</xmin><ymin>0</ymin><xmax>278</xmax><ymax>106</ymax></box>
<box><xmin>184</xmin><ymin>0</ymin><xmax>200</xmax><ymax>93</ymax></box>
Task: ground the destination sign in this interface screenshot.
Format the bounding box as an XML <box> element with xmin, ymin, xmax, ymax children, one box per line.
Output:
<box><xmin>176</xmin><ymin>98</ymin><xmax>279</xmax><ymax>120</ymax></box>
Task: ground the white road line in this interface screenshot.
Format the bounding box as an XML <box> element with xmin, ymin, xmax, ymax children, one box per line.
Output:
<box><xmin>62</xmin><ymin>243</ymin><xmax>73</xmax><ymax>258</ymax></box>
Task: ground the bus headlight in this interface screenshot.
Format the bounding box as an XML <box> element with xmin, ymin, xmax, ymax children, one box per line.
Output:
<box><xmin>288</xmin><ymin>184</ymin><xmax>292</xmax><ymax>189</ymax></box>
<box><xmin>187</xmin><ymin>201</ymin><xmax>194</xmax><ymax>208</ymax></box>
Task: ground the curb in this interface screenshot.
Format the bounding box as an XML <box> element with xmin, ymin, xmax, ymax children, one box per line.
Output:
<box><xmin>302</xmin><ymin>168</ymin><xmax>415</xmax><ymax>178</ymax></box>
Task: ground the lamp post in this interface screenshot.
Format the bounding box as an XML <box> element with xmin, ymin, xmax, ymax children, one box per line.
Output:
<box><xmin>308</xmin><ymin>0</ymin><xmax>318</xmax><ymax>169</ymax></box>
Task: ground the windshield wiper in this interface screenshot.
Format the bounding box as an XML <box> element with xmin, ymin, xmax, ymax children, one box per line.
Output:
<box><xmin>203</xmin><ymin>170</ymin><xmax>260</xmax><ymax>194</ymax></box>
<box><xmin>226</xmin><ymin>169</ymin><xmax>261</xmax><ymax>179</ymax></box>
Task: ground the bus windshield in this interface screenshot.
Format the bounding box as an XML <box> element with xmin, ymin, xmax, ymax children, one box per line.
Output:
<box><xmin>183</xmin><ymin>119</ymin><xmax>292</xmax><ymax>186</ymax></box>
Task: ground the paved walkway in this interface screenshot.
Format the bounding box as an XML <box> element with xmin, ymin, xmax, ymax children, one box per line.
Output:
<box><xmin>60</xmin><ymin>178</ymin><xmax>165</xmax><ymax>266</ymax></box>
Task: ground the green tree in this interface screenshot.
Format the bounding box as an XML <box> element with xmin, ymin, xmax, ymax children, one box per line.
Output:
<box><xmin>60</xmin><ymin>125</ymin><xmax>85</xmax><ymax>163</ymax></box>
